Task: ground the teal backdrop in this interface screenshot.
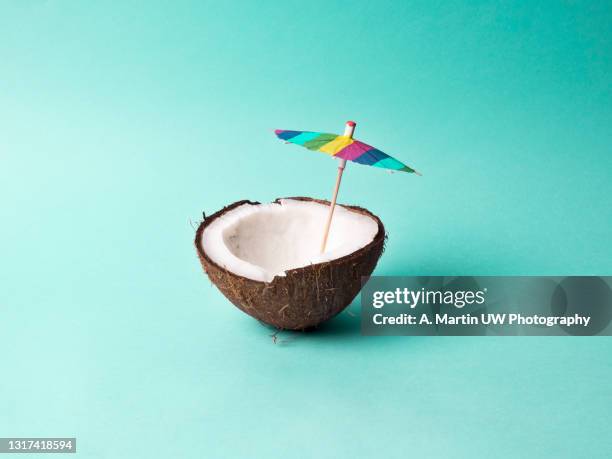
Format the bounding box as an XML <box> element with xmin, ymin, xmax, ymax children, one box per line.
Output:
<box><xmin>1</xmin><ymin>1</ymin><xmax>611</xmax><ymax>458</ymax></box>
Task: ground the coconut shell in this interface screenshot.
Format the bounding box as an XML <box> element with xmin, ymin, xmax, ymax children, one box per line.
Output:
<box><xmin>194</xmin><ymin>197</ymin><xmax>385</xmax><ymax>330</ymax></box>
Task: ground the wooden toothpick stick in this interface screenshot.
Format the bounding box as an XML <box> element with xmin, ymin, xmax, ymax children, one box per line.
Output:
<box><xmin>320</xmin><ymin>121</ymin><xmax>356</xmax><ymax>253</ymax></box>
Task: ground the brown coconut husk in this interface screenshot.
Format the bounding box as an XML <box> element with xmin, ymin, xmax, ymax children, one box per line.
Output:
<box><xmin>194</xmin><ymin>197</ymin><xmax>386</xmax><ymax>330</ymax></box>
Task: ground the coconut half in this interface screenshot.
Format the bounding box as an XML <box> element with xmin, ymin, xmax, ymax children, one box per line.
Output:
<box><xmin>195</xmin><ymin>197</ymin><xmax>385</xmax><ymax>330</ymax></box>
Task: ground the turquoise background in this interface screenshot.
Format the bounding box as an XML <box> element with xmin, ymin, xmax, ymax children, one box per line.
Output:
<box><xmin>1</xmin><ymin>1</ymin><xmax>611</xmax><ymax>457</ymax></box>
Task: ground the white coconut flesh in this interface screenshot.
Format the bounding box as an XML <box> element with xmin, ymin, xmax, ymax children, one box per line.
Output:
<box><xmin>201</xmin><ymin>199</ymin><xmax>379</xmax><ymax>282</ymax></box>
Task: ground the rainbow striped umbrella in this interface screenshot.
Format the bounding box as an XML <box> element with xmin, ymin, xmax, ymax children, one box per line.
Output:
<box><xmin>274</xmin><ymin>121</ymin><xmax>420</xmax><ymax>252</ymax></box>
<box><xmin>274</xmin><ymin>125</ymin><xmax>420</xmax><ymax>175</ymax></box>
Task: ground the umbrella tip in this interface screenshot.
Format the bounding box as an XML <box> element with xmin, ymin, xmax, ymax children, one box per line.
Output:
<box><xmin>346</xmin><ymin>120</ymin><xmax>356</xmax><ymax>127</ymax></box>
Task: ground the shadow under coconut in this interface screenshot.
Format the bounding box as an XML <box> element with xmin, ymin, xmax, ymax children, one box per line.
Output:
<box><xmin>304</xmin><ymin>306</ymin><xmax>362</xmax><ymax>337</ymax></box>
<box><xmin>251</xmin><ymin>303</ymin><xmax>363</xmax><ymax>346</ymax></box>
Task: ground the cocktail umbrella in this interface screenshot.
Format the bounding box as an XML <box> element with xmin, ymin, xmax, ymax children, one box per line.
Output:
<box><xmin>274</xmin><ymin>121</ymin><xmax>420</xmax><ymax>252</ymax></box>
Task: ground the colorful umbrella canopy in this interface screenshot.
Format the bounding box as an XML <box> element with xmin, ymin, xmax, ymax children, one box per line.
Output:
<box><xmin>274</xmin><ymin>129</ymin><xmax>420</xmax><ymax>175</ymax></box>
